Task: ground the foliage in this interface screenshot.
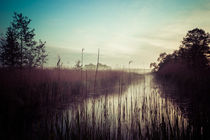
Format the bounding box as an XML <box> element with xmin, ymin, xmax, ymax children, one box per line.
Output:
<box><xmin>0</xmin><ymin>27</ymin><xmax>20</xmax><ymax>66</ymax></box>
<box><xmin>181</xmin><ymin>28</ymin><xmax>209</xmax><ymax>68</ymax></box>
<box><xmin>150</xmin><ymin>28</ymin><xmax>210</xmax><ymax>73</ymax></box>
<box><xmin>0</xmin><ymin>12</ymin><xmax>47</xmax><ymax>67</ymax></box>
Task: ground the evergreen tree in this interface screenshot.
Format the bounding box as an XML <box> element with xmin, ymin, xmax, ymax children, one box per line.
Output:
<box><xmin>0</xmin><ymin>12</ymin><xmax>47</xmax><ymax>67</ymax></box>
<box><xmin>0</xmin><ymin>27</ymin><xmax>20</xmax><ymax>67</ymax></box>
<box><xmin>33</xmin><ymin>40</ymin><xmax>48</xmax><ymax>67</ymax></box>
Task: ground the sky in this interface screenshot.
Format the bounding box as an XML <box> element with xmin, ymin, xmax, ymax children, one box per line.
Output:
<box><xmin>0</xmin><ymin>0</ymin><xmax>210</xmax><ymax>68</ymax></box>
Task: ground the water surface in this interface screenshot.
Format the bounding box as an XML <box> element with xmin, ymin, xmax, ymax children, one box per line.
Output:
<box><xmin>59</xmin><ymin>74</ymin><xmax>188</xmax><ymax>139</ymax></box>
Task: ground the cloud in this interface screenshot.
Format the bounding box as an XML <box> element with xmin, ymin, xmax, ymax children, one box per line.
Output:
<box><xmin>134</xmin><ymin>6</ymin><xmax>210</xmax><ymax>52</ymax></box>
<box><xmin>45</xmin><ymin>1</ymin><xmax>210</xmax><ymax>68</ymax></box>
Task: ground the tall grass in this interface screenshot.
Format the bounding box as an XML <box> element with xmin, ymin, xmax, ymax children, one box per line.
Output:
<box><xmin>0</xmin><ymin>68</ymin><xmax>133</xmax><ymax>106</ymax></box>
<box><xmin>1</xmin><ymin>70</ymin><xmax>208</xmax><ymax>140</ymax></box>
<box><xmin>30</xmin><ymin>75</ymin><xmax>198</xmax><ymax>140</ymax></box>
<box><xmin>0</xmin><ymin>68</ymin><xmax>138</xmax><ymax>140</ymax></box>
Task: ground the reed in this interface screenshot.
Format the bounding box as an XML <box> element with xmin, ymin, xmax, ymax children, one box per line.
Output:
<box><xmin>31</xmin><ymin>75</ymin><xmax>201</xmax><ymax>140</ymax></box>
<box><xmin>1</xmin><ymin>69</ymin><xmax>208</xmax><ymax>140</ymax></box>
<box><xmin>0</xmin><ymin>67</ymin><xmax>139</xmax><ymax>139</ymax></box>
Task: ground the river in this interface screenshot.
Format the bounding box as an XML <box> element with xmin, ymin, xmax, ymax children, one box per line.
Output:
<box><xmin>52</xmin><ymin>74</ymin><xmax>189</xmax><ymax>139</ymax></box>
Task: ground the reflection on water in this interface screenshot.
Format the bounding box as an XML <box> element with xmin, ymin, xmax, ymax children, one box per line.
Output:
<box><xmin>60</xmin><ymin>74</ymin><xmax>188</xmax><ymax>139</ymax></box>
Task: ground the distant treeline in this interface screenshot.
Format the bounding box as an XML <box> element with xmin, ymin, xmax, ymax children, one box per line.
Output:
<box><xmin>84</xmin><ymin>63</ymin><xmax>111</xmax><ymax>70</ymax></box>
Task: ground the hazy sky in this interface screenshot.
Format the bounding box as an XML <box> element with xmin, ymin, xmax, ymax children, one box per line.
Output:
<box><xmin>0</xmin><ymin>0</ymin><xmax>210</xmax><ymax>68</ymax></box>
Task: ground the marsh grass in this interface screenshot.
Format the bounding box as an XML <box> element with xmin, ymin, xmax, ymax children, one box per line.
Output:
<box><xmin>0</xmin><ymin>68</ymin><xmax>139</xmax><ymax>140</ymax></box>
<box><xmin>1</xmin><ymin>70</ymin><xmax>209</xmax><ymax>140</ymax></box>
<box><xmin>32</xmin><ymin>75</ymin><xmax>200</xmax><ymax>140</ymax></box>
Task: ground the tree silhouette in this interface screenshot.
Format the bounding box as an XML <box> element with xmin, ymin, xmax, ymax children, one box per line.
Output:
<box><xmin>150</xmin><ymin>28</ymin><xmax>210</xmax><ymax>72</ymax></box>
<box><xmin>0</xmin><ymin>27</ymin><xmax>20</xmax><ymax>67</ymax></box>
<box><xmin>181</xmin><ymin>28</ymin><xmax>209</xmax><ymax>69</ymax></box>
<box><xmin>0</xmin><ymin>12</ymin><xmax>47</xmax><ymax>67</ymax></box>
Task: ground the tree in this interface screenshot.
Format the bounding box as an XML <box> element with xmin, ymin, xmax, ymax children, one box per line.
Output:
<box><xmin>181</xmin><ymin>28</ymin><xmax>209</xmax><ymax>69</ymax></box>
<box><xmin>27</xmin><ymin>40</ymin><xmax>48</xmax><ymax>67</ymax></box>
<box><xmin>150</xmin><ymin>62</ymin><xmax>158</xmax><ymax>72</ymax></box>
<box><xmin>0</xmin><ymin>12</ymin><xmax>47</xmax><ymax>67</ymax></box>
<box><xmin>150</xmin><ymin>28</ymin><xmax>210</xmax><ymax>73</ymax></box>
<box><xmin>0</xmin><ymin>35</ymin><xmax>6</xmax><ymax>66</ymax></box>
<box><xmin>0</xmin><ymin>27</ymin><xmax>20</xmax><ymax>67</ymax></box>
<box><xmin>157</xmin><ymin>52</ymin><xmax>167</xmax><ymax>63</ymax></box>
<box><xmin>34</xmin><ymin>40</ymin><xmax>48</xmax><ymax>67</ymax></box>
